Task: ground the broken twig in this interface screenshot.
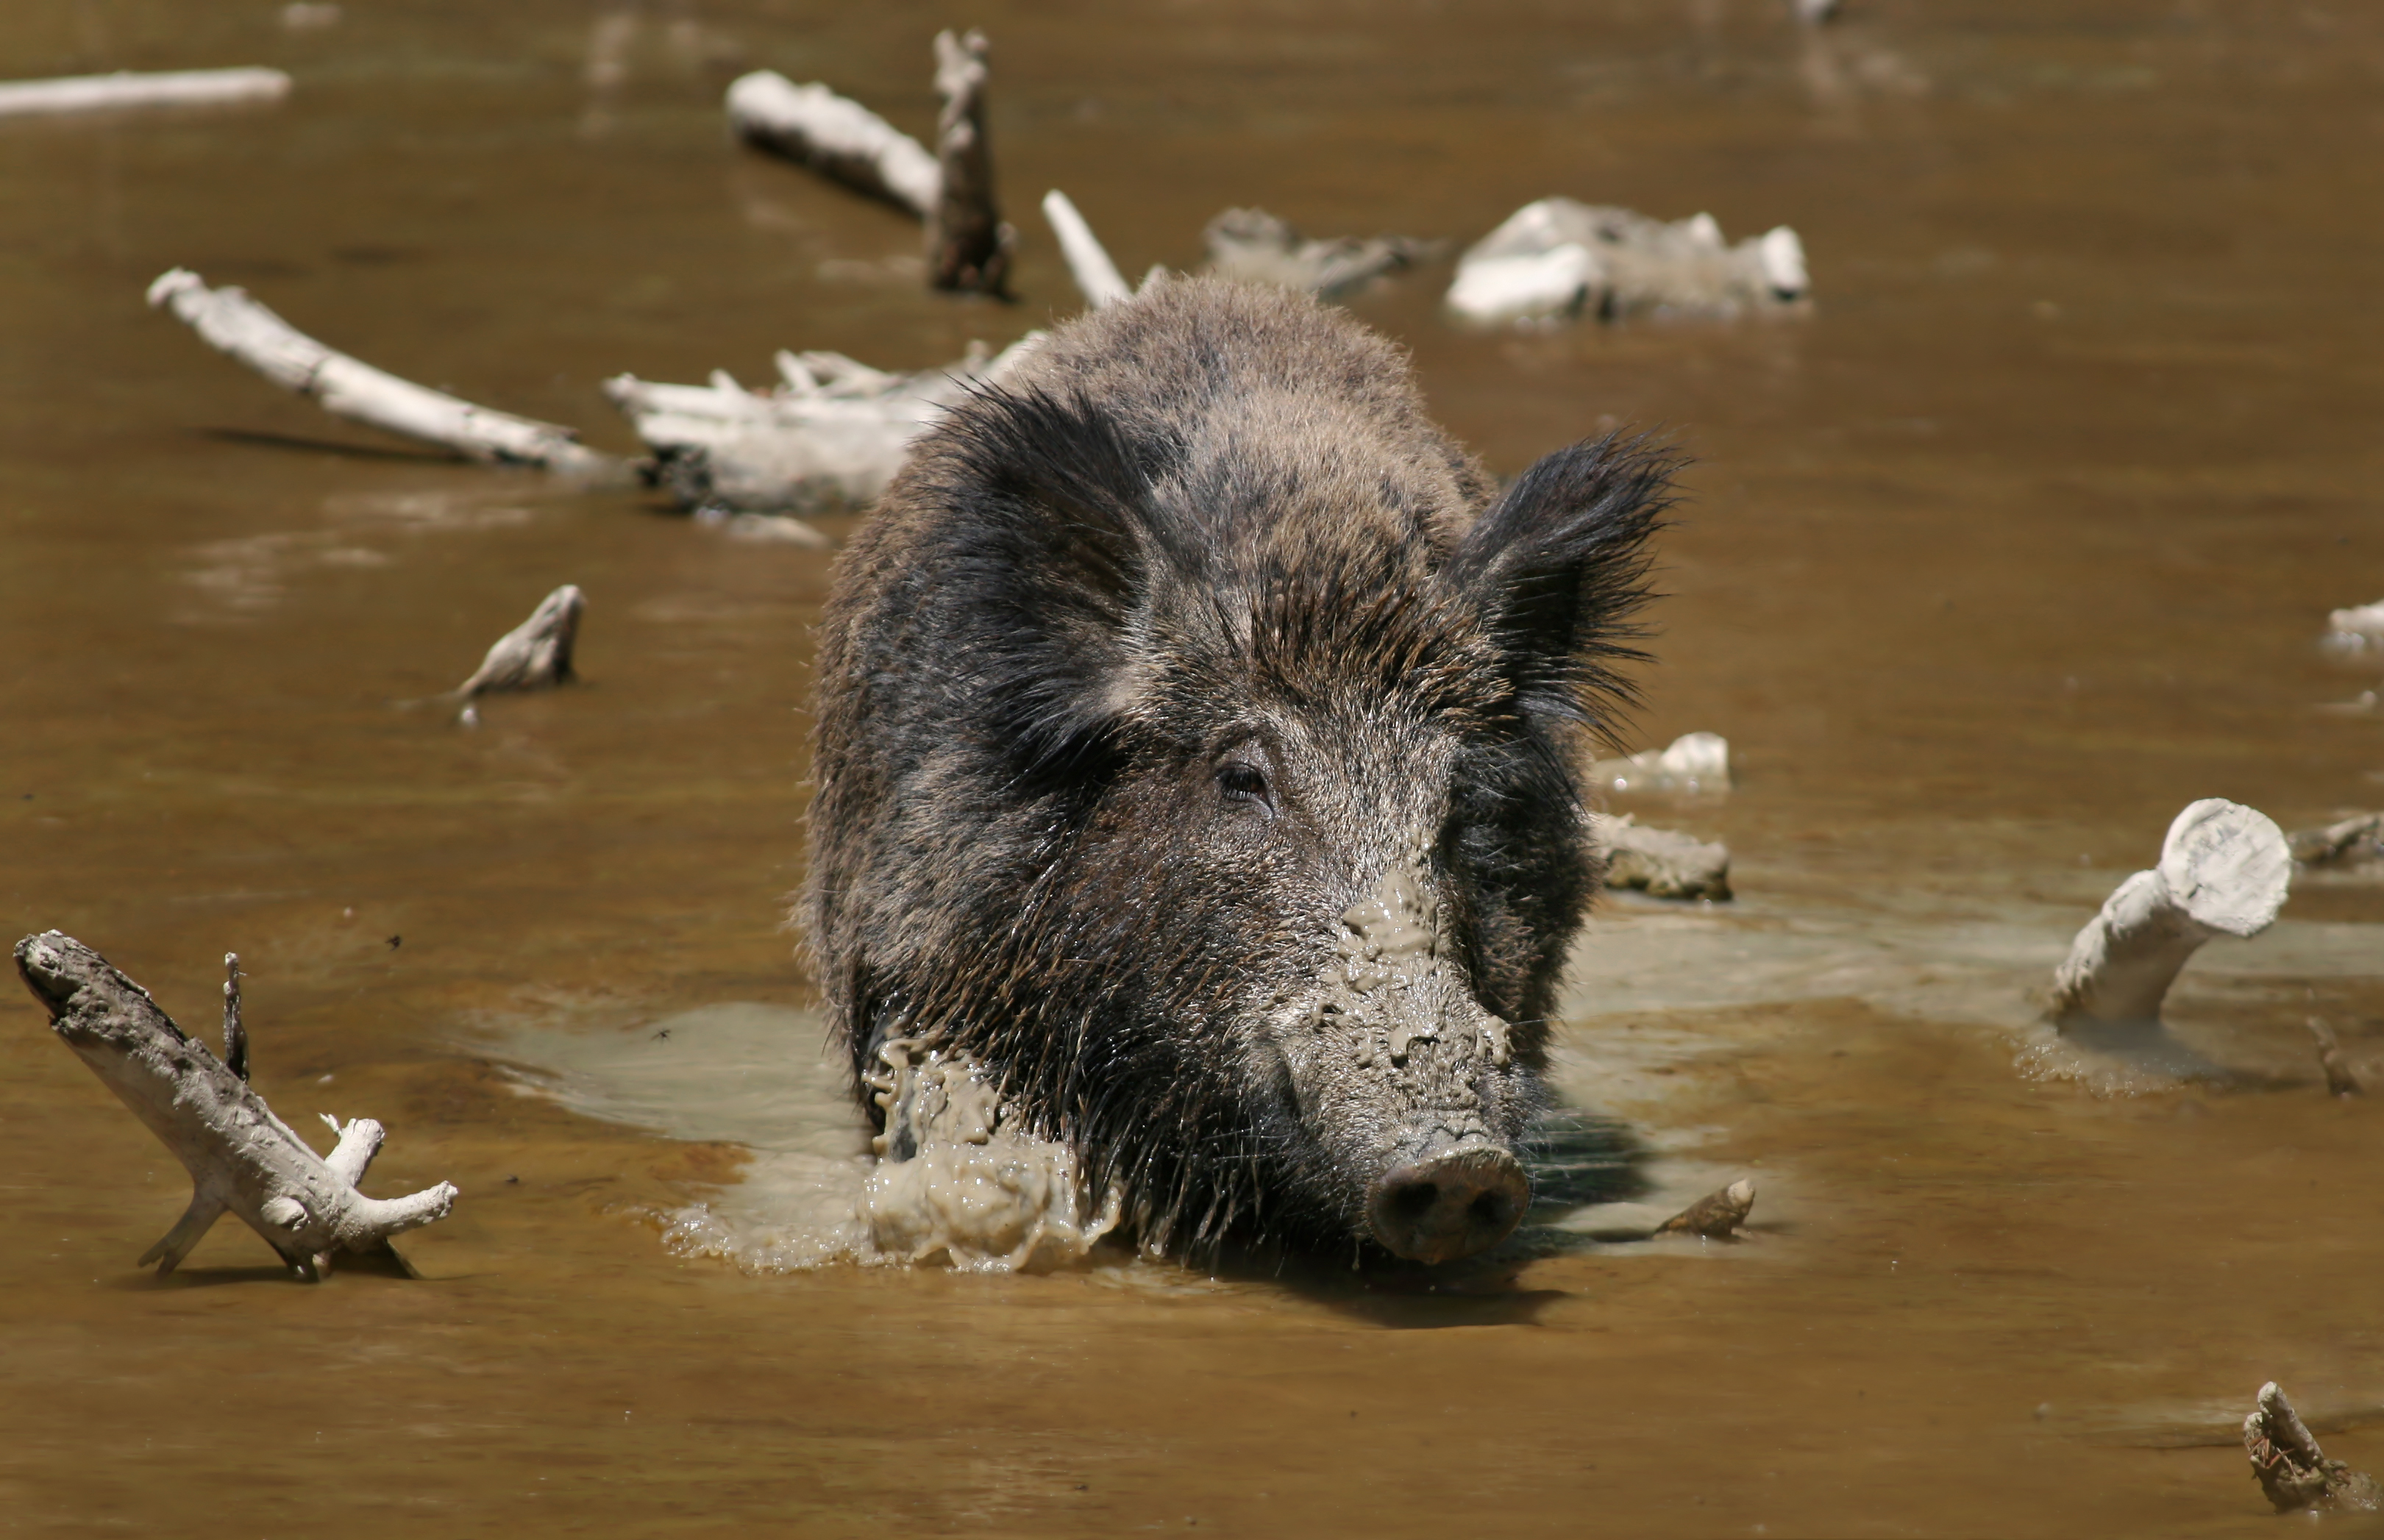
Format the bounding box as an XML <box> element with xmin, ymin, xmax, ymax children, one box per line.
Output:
<box><xmin>2049</xmin><ymin>799</ymin><xmax>2289</xmax><ymax>1027</ymax></box>
<box><xmin>147</xmin><ymin>269</ymin><xmax>621</xmax><ymax>477</ymax></box>
<box><xmin>0</xmin><ymin>68</ymin><xmax>289</xmax><ymax>118</ymax></box>
<box><xmin>456</xmin><ymin>584</ymin><xmax>584</xmax><ymax>704</ymax></box>
<box><xmin>2308</xmin><ymin>1019</ymin><xmax>2365</xmax><ymax>1097</ymax></box>
<box><xmin>2244</xmin><ymin>1382</ymin><xmax>2383</xmax><ymax>1514</ymax></box>
<box><xmin>1042</xmin><ymin>190</ymin><xmax>1132</xmax><ymax>310</ymax></box>
<box><xmin>1656</xmin><ymin>1179</ymin><xmax>1757</xmax><ymax>1240</ymax></box>
<box><xmin>15</xmin><ymin>932</ymin><xmax>457</xmax><ymax>1280</ymax></box>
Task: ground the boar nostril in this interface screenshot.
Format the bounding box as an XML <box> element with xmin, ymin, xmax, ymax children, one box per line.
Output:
<box><xmin>1367</xmin><ymin>1147</ymin><xmax>1529</xmax><ymax>1265</ymax></box>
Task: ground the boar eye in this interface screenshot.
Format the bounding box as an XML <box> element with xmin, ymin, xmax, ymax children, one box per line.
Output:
<box><xmin>1217</xmin><ymin>760</ymin><xmax>1273</xmax><ymax>814</ymax></box>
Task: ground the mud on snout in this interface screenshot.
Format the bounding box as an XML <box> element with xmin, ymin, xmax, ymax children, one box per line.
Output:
<box><xmin>1276</xmin><ymin>852</ymin><xmax>1537</xmax><ymax>1265</ymax></box>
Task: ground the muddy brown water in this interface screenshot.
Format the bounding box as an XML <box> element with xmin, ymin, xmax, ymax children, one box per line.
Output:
<box><xmin>4</xmin><ymin>1</ymin><xmax>2383</xmax><ymax>1534</ymax></box>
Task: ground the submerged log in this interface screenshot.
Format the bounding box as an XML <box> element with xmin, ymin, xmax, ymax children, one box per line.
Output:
<box><xmin>1446</xmin><ymin>199</ymin><xmax>1808</xmax><ymax>326</ymax></box>
<box><xmin>2290</xmin><ymin>810</ymin><xmax>2384</xmax><ymax>869</ymax></box>
<box><xmin>2244</xmin><ymin>1382</ymin><xmax>2383</xmax><ymax>1514</ymax></box>
<box><xmin>926</xmin><ymin>29</ymin><xmax>1014</xmax><ymax>298</ymax></box>
<box><xmin>1201</xmin><ymin>207</ymin><xmax>1438</xmax><ymax>299</ymax></box>
<box><xmin>2049</xmin><ymin>799</ymin><xmax>2290</xmax><ymax>1028</ymax></box>
<box><xmin>605</xmin><ymin>337</ymin><xmax>1042</xmax><ymax>517</ymax></box>
<box><xmin>147</xmin><ymin>268</ymin><xmax>622</xmax><ymax>477</ymax></box>
<box><xmin>14</xmin><ymin>932</ymin><xmax>457</xmax><ymax>1280</ymax></box>
<box><xmin>456</xmin><ymin>584</ymin><xmax>583</xmax><ymax>705</ymax></box>
<box><xmin>0</xmin><ymin>68</ymin><xmax>289</xmax><ymax>118</ymax></box>
<box><xmin>1590</xmin><ymin>813</ymin><xmax>1732</xmax><ymax>900</ymax></box>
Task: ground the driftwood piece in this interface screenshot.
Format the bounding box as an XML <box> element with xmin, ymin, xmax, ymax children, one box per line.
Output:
<box><xmin>456</xmin><ymin>583</ymin><xmax>583</xmax><ymax>704</ymax></box>
<box><xmin>15</xmin><ymin>932</ymin><xmax>457</xmax><ymax>1280</ymax></box>
<box><xmin>1655</xmin><ymin>1179</ymin><xmax>1757</xmax><ymax>1239</ymax></box>
<box><xmin>2049</xmin><ymin>799</ymin><xmax>2290</xmax><ymax>1027</ymax></box>
<box><xmin>147</xmin><ymin>269</ymin><xmax>621</xmax><ymax>477</ymax></box>
<box><xmin>221</xmin><ymin>953</ymin><xmax>249</xmax><ymax>1083</ymax></box>
<box><xmin>1587</xmin><ymin>732</ymin><xmax>1732</xmax><ymax>796</ymax></box>
<box><xmin>1201</xmin><ymin>208</ymin><xmax>1438</xmax><ymax>298</ymax></box>
<box><xmin>1446</xmin><ymin>199</ymin><xmax>1808</xmax><ymax>325</ymax></box>
<box><xmin>1590</xmin><ymin>813</ymin><xmax>1732</xmax><ymax>900</ymax></box>
<box><xmin>2309</xmin><ymin>1019</ymin><xmax>2366</xmax><ymax>1097</ymax></box>
<box><xmin>0</xmin><ymin>68</ymin><xmax>289</xmax><ymax>118</ymax></box>
<box><xmin>2291</xmin><ymin>811</ymin><xmax>2384</xmax><ymax>868</ymax></box>
<box><xmin>725</xmin><ymin>71</ymin><xmax>939</xmax><ymax>219</ymax></box>
<box><xmin>1042</xmin><ymin>190</ymin><xmax>1132</xmax><ymax>310</ymax></box>
<box><xmin>926</xmin><ymin>29</ymin><xmax>1014</xmax><ymax>298</ymax></box>
<box><xmin>2244</xmin><ymin>1382</ymin><xmax>2383</xmax><ymax>1514</ymax></box>
<box><xmin>605</xmin><ymin>338</ymin><xmax>1041</xmax><ymax>516</ymax></box>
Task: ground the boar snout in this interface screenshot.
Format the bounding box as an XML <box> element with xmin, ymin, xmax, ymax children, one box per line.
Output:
<box><xmin>1367</xmin><ymin>1141</ymin><xmax>1529</xmax><ymax>1263</ymax></box>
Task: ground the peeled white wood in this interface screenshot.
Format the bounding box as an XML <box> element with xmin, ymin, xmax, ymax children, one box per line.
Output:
<box><xmin>1447</xmin><ymin>199</ymin><xmax>1809</xmax><ymax>325</ymax></box>
<box><xmin>15</xmin><ymin>932</ymin><xmax>458</xmax><ymax>1280</ymax></box>
<box><xmin>0</xmin><ymin>68</ymin><xmax>289</xmax><ymax>118</ymax></box>
<box><xmin>1041</xmin><ymin>190</ymin><xmax>1131</xmax><ymax>309</ymax></box>
<box><xmin>146</xmin><ymin>268</ymin><xmax>619</xmax><ymax>477</ymax></box>
<box><xmin>2049</xmin><ymin>799</ymin><xmax>2291</xmax><ymax>1026</ymax></box>
<box><xmin>725</xmin><ymin>70</ymin><xmax>940</xmax><ymax>218</ymax></box>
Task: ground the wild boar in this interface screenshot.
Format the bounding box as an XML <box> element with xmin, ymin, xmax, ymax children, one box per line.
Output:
<box><xmin>805</xmin><ymin>276</ymin><xmax>1670</xmax><ymax>1265</ymax></box>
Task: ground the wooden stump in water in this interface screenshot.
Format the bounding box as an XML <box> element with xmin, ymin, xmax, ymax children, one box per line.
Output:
<box><xmin>2244</xmin><ymin>1382</ymin><xmax>2383</xmax><ymax>1514</ymax></box>
<box><xmin>2049</xmin><ymin>799</ymin><xmax>2289</xmax><ymax>1028</ymax></box>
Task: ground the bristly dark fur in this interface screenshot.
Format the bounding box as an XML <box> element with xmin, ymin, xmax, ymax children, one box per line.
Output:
<box><xmin>804</xmin><ymin>276</ymin><xmax>1673</xmax><ymax>1262</ymax></box>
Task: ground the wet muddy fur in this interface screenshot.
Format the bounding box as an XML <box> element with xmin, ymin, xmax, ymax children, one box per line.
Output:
<box><xmin>805</xmin><ymin>277</ymin><xmax>1672</xmax><ymax>1263</ymax></box>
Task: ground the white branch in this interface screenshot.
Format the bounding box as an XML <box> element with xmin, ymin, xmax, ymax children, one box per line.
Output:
<box><xmin>1041</xmin><ymin>190</ymin><xmax>1131</xmax><ymax>310</ymax></box>
<box><xmin>725</xmin><ymin>71</ymin><xmax>939</xmax><ymax>219</ymax></box>
<box><xmin>2050</xmin><ymin>799</ymin><xmax>2291</xmax><ymax>1027</ymax></box>
<box><xmin>0</xmin><ymin>68</ymin><xmax>289</xmax><ymax>118</ymax></box>
<box><xmin>15</xmin><ymin>931</ymin><xmax>458</xmax><ymax>1280</ymax></box>
<box><xmin>456</xmin><ymin>584</ymin><xmax>584</xmax><ymax>700</ymax></box>
<box><xmin>605</xmin><ymin>335</ymin><xmax>1042</xmax><ymax>516</ymax></box>
<box><xmin>147</xmin><ymin>268</ymin><xmax>620</xmax><ymax>477</ymax></box>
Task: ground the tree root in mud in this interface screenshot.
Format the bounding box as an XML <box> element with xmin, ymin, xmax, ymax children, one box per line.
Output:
<box><xmin>1590</xmin><ymin>813</ymin><xmax>1732</xmax><ymax>901</ymax></box>
<box><xmin>2049</xmin><ymin>799</ymin><xmax>2290</xmax><ymax>1029</ymax></box>
<box><xmin>2244</xmin><ymin>1382</ymin><xmax>2383</xmax><ymax>1514</ymax></box>
<box><xmin>13</xmin><ymin>932</ymin><xmax>457</xmax><ymax>1281</ymax></box>
<box><xmin>146</xmin><ymin>268</ymin><xmax>622</xmax><ymax>477</ymax></box>
<box><xmin>455</xmin><ymin>584</ymin><xmax>583</xmax><ymax>718</ymax></box>
<box><xmin>727</xmin><ymin>28</ymin><xmax>1013</xmax><ymax>299</ymax></box>
<box><xmin>1654</xmin><ymin>1178</ymin><xmax>1757</xmax><ymax>1240</ymax></box>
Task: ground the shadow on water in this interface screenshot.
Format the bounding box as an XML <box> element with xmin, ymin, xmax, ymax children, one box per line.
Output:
<box><xmin>198</xmin><ymin>426</ymin><xmax>467</xmax><ymax>463</ymax></box>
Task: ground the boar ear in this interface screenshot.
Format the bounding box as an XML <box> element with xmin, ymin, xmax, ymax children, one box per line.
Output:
<box><xmin>938</xmin><ymin>385</ymin><xmax>1189</xmax><ymax>782</ymax></box>
<box><xmin>1442</xmin><ymin>434</ymin><xmax>1674</xmax><ymax>739</ymax></box>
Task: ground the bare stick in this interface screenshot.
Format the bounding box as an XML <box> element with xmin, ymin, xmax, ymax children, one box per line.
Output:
<box><xmin>2244</xmin><ymin>1382</ymin><xmax>2383</xmax><ymax>1514</ymax></box>
<box><xmin>456</xmin><ymin>585</ymin><xmax>583</xmax><ymax>700</ymax></box>
<box><xmin>1042</xmin><ymin>190</ymin><xmax>1131</xmax><ymax>310</ymax></box>
<box><xmin>221</xmin><ymin>953</ymin><xmax>248</xmax><ymax>1084</ymax></box>
<box><xmin>146</xmin><ymin>268</ymin><xmax>621</xmax><ymax>477</ymax></box>
<box><xmin>1590</xmin><ymin>813</ymin><xmax>1732</xmax><ymax>901</ymax></box>
<box><xmin>2309</xmin><ymin>1019</ymin><xmax>2364</xmax><ymax>1097</ymax></box>
<box><xmin>725</xmin><ymin>71</ymin><xmax>939</xmax><ymax>219</ymax></box>
<box><xmin>0</xmin><ymin>68</ymin><xmax>290</xmax><ymax>118</ymax></box>
<box><xmin>1654</xmin><ymin>1178</ymin><xmax>1757</xmax><ymax>1240</ymax></box>
<box><xmin>926</xmin><ymin>30</ymin><xmax>1014</xmax><ymax>298</ymax></box>
<box><xmin>2050</xmin><ymin>799</ymin><xmax>2290</xmax><ymax>1027</ymax></box>
<box><xmin>14</xmin><ymin>932</ymin><xmax>457</xmax><ymax>1280</ymax></box>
